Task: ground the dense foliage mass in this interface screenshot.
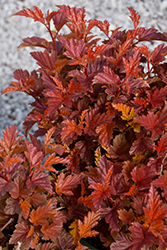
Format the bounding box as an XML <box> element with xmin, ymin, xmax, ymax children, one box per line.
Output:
<box><xmin>1</xmin><ymin>4</ymin><xmax>167</xmax><ymax>249</ymax></box>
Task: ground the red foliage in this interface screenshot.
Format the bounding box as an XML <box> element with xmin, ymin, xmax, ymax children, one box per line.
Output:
<box><xmin>1</xmin><ymin>4</ymin><xmax>167</xmax><ymax>249</ymax></box>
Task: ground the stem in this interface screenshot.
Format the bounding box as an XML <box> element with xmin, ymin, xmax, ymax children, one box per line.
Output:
<box><xmin>46</xmin><ymin>25</ymin><xmax>56</xmax><ymax>51</ymax></box>
<box><xmin>1</xmin><ymin>218</ymin><xmax>14</xmax><ymax>231</ymax></box>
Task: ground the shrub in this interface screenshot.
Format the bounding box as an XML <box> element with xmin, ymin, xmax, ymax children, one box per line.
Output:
<box><xmin>1</xmin><ymin>4</ymin><xmax>167</xmax><ymax>249</ymax></box>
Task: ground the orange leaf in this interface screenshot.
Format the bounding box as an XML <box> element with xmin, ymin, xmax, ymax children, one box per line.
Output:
<box><xmin>78</xmin><ymin>210</ymin><xmax>100</xmax><ymax>238</ymax></box>
<box><xmin>118</xmin><ymin>209</ymin><xmax>134</xmax><ymax>224</ymax></box>
<box><xmin>29</xmin><ymin>201</ymin><xmax>52</xmax><ymax>226</ymax></box>
<box><xmin>55</xmin><ymin>172</ymin><xmax>81</xmax><ymax>196</ymax></box>
<box><xmin>19</xmin><ymin>199</ymin><xmax>31</xmax><ymax>220</ymax></box>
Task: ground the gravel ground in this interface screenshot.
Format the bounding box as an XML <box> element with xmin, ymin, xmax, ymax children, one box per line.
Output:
<box><xmin>1</xmin><ymin>0</ymin><xmax>167</xmax><ymax>138</ymax></box>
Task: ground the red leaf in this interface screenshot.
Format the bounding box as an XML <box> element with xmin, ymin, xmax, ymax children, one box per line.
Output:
<box><xmin>41</xmin><ymin>222</ymin><xmax>62</xmax><ymax>240</ymax></box>
<box><xmin>25</xmin><ymin>143</ymin><xmax>43</xmax><ymax>167</ymax></box>
<box><xmin>10</xmin><ymin>175</ymin><xmax>30</xmax><ymax>199</ymax></box>
<box><xmin>53</xmin><ymin>10</ymin><xmax>67</xmax><ymax>31</ymax></box>
<box><xmin>96</xmin><ymin>122</ymin><xmax>115</xmax><ymax>148</ymax></box>
<box><xmin>89</xmin><ymin>182</ymin><xmax>115</xmax><ymax>210</ymax></box>
<box><xmin>129</xmin><ymin>222</ymin><xmax>157</xmax><ymax>250</ymax></box>
<box><xmin>147</xmin><ymin>86</ymin><xmax>167</xmax><ymax>108</ymax></box>
<box><xmin>93</xmin><ymin>66</ymin><xmax>120</xmax><ymax>95</ymax></box>
<box><xmin>55</xmin><ymin>172</ymin><xmax>81</xmax><ymax>196</ymax></box>
<box><xmin>0</xmin><ymin>177</ymin><xmax>14</xmax><ymax>196</ymax></box>
<box><xmin>101</xmin><ymin>200</ymin><xmax>123</xmax><ymax>231</ymax></box>
<box><xmin>31</xmin><ymin>50</ymin><xmax>57</xmax><ymax>71</ymax></box>
<box><xmin>26</xmin><ymin>170</ymin><xmax>53</xmax><ymax>193</ymax></box>
<box><xmin>128</xmin><ymin>8</ymin><xmax>140</xmax><ymax>29</ymax></box>
<box><xmin>18</xmin><ymin>36</ymin><xmax>51</xmax><ymax>50</ymax></box>
<box><xmin>149</xmin><ymin>44</ymin><xmax>166</xmax><ymax>66</ymax></box>
<box><xmin>5</xmin><ymin>197</ymin><xmax>21</xmax><ymax>215</ymax></box>
<box><xmin>84</xmin><ymin>109</ymin><xmax>112</xmax><ymax>136</ymax></box>
<box><xmin>14</xmin><ymin>6</ymin><xmax>45</xmax><ymax>24</ymax></box>
<box><xmin>152</xmin><ymin>170</ymin><xmax>167</xmax><ymax>200</ymax></box>
<box><xmin>130</xmin><ymin>135</ymin><xmax>155</xmax><ymax>154</ymax></box>
<box><xmin>54</xmin><ymin>230</ymin><xmax>74</xmax><ymax>250</ymax></box>
<box><xmin>35</xmin><ymin>242</ymin><xmax>55</xmax><ymax>250</ymax></box>
<box><xmin>110</xmin><ymin>233</ymin><xmax>133</xmax><ymax>250</ymax></box>
<box><xmin>155</xmin><ymin>133</ymin><xmax>167</xmax><ymax>156</ymax></box>
<box><xmin>9</xmin><ymin>222</ymin><xmax>31</xmax><ymax>244</ymax></box>
<box><xmin>60</xmin><ymin>36</ymin><xmax>87</xmax><ymax>59</ymax></box>
<box><xmin>134</xmin><ymin>111</ymin><xmax>161</xmax><ymax>137</ymax></box>
<box><xmin>107</xmin><ymin>134</ymin><xmax>130</xmax><ymax>160</ymax></box>
<box><xmin>27</xmin><ymin>192</ymin><xmax>47</xmax><ymax>208</ymax></box>
<box><xmin>131</xmin><ymin>165</ymin><xmax>156</xmax><ymax>190</ymax></box>
<box><xmin>123</xmin><ymin>50</ymin><xmax>141</xmax><ymax>76</ymax></box>
<box><xmin>138</xmin><ymin>27</ymin><xmax>167</xmax><ymax>42</ymax></box>
<box><xmin>61</xmin><ymin>119</ymin><xmax>83</xmax><ymax>143</ymax></box>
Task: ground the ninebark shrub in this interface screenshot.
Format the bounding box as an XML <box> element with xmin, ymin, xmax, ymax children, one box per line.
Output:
<box><xmin>1</xmin><ymin>4</ymin><xmax>167</xmax><ymax>249</ymax></box>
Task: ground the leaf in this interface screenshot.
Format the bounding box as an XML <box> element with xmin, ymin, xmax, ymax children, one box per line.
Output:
<box><xmin>55</xmin><ymin>229</ymin><xmax>74</xmax><ymax>250</ymax></box>
<box><xmin>84</xmin><ymin>109</ymin><xmax>112</xmax><ymax>136</ymax></box>
<box><xmin>93</xmin><ymin>66</ymin><xmax>120</xmax><ymax>95</ymax></box>
<box><xmin>27</xmin><ymin>192</ymin><xmax>47</xmax><ymax>208</ymax></box>
<box><xmin>35</xmin><ymin>242</ymin><xmax>55</xmax><ymax>250</ymax></box>
<box><xmin>89</xmin><ymin>182</ymin><xmax>115</xmax><ymax>210</ymax></box>
<box><xmin>26</xmin><ymin>170</ymin><xmax>53</xmax><ymax>193</ymax></box>
<box><xmin>96</xmin><ymin>122</ymin><xmax>115</xmax><ymax>148</ymax></box>
<box><xmin>128</xmin><ymin>8</ymin><xmax>140</xmax><ymax>29</ymax></box>
<box><xmin>143</xmin><ymin>186</ymin><xmax>167</xmax><ymax>239</ymax></box>
<box><xmin>129</xmin><ymin>222</ymin><xmax>157</xmax><ymax>250</ymax></box>
<box><xmin>9</xmin><ymin>222</ymin><xmax>31</xmax><ymax>244</ymax></box>
<box><xmin>31</xmin><ymin>50</ymin><xmax>57</xmax><ymax>71</ymax></box>
<box><xmin>110</xmin><ymin>233</ymin><xmax>133</xmax><ymax>250</ymax></box>
<box><xmin>61</xmin><ymin>119</ymin><xmax>83</xmax><ymax>143</ymax></box>
<box><xmin>29</xmin><ymin>201</ymin><xmax>53</xmax><ymax>226</ymax></box>
<box><xmin>113</xmin><ymin>103</ymin><xmax>135</xmax><ymax>121</ymax></box>
<box><xmin>118</xmin><ymin>209</ymin><xmax>134</xmax><ymax>224</ymax></box>
<box><xmin>149</xmin><ymin>44</ymin><xmax>166</xmax><ymax>66</ymax></box>
<box><xmin>101</xmin><ymin>200</ymin><xmax>123</xmax><ymax>231</ymax></box>
<box><xmin>152</xmin><ymin>170</ymin><xmax>167</xmax><ymax>200</ymax></box>
<box><xmin>134</xmin><ymin>112</ymin><xmax>161</xmax><ymax>137</ymax></box>
<box><xmin>137</xmin><ymin>27</ymin><xmax>167</xmax><ymax>42</ymax></box>
<box><xmin>41</xmin><ymin>222</ymin><xmax>62</xmax><ymax>240</ymax></box>
<box><xmin>131</xmin><ymin>165</ymin><xmax>156</xmax><ymax>190</ymax></box>
<box><xmin>14</xmin><ymin>6</ymin><xmax>45</xmax><ymax>24</ymax></box>
<box><xmin>5</xmin><ymin>197</ymin><xmax>21</xmax><ymax>215</ymax></box>
<box><xmin>147</xmin><ymin>86</ymin><xmax>167</xmax><ymax>108</ymax></box>
<box><xmin>19</xmin><ymin>199</ymin><xmax>31</xmax><ymax>220</ymax></box>
<box><xmin>60</xmin><ymin>36</ymin><xmax>87</xmax><ymax>59</ymax></box>
<box><xmin>155</xmin><ymin>133</ymin><xmax>167</xmax><ymax>156</ymax></box>
<box><xmin>0</xmin><ymin>177</ymin><xmax>14</xmax><ymax>196</ymax></box>
<box><xmin>69</xmin><ymin>219</ymin><xmax>80</xmax><ymax>245</ymax></box>
<box><xmin>130</xmin><ymin>135</ymin><xmax>155</xmax><ymax>154</ymax></box>
<box><xmin>78</xmin><ymin>210</ymin><xmax>100</xmax><ymax>238</ymax></box>
<box><xmin>10</xmin><ymin>175</ymin><xmax>30</xmax><ymax>199</ymax></box>
<box><xmin>25</xmin><ymin>143</ymin><xmax>43</xmax><ymax>167</ymax></box>
<box><xmin>123</xmin><ymin>50</ymin><xmax>141</xmax><ymax>76</ymax></box>
<box><xmin>18</xmin><ymin>36</ymin><xmax>52</xmax><ymax>50</ymax></box>
<box><xmin>0</xmin><ymin>125</ymin><xmax>23</xmax><ymax>155</ymax></box>
<box><xmin>42</xmin><ymin>154</ymin><xmax>66</xmax><ymax>173</ymax></box>
<box><xmin>53</xmin><ymin>10</ymin><xmax>67</xmax><ymax>31</ymax></box>
<box><xmin>107</xmin><ymin>134</ymin><xmax>130</xmax><ymax>160</ymax></box>
<box><xmin>55</xmin><ymin>172</ymin><xmax>81</xmax><ymax>196</ymax></box>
